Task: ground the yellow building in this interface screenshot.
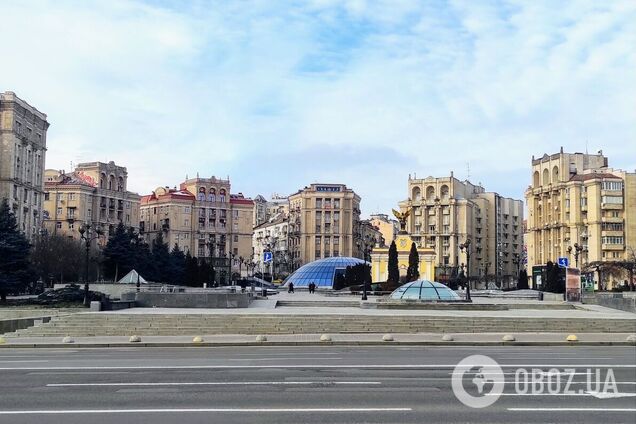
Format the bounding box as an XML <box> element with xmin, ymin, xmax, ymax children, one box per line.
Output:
<box><xmin>371</xmin><ymin>231</ymin><xmax>436</xmax><ymax>283</ymax></box>
<box><xmin>525</xmin><ymin>149</ymin><xmax>636</xmax><ymax>288</ymax></box>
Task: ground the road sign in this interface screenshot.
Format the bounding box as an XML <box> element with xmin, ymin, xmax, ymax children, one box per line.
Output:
<box><xmin>263</xmin><ymin>251</ymin><xmax>273</xmax><ymax>263</ymax></box>
<box><xmin>557</xmin><ymin>257</ymin><xmax>569</xmax><ymax>268</ymax></box>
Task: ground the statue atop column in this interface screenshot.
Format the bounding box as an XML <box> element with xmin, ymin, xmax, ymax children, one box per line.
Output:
<box><xmin>392</xmin><ymin>208</ymin><xmax>411</xmax><ymax>234</ymax></box>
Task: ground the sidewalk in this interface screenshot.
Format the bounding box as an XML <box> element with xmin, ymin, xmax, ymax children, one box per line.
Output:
<box><xmin>2</xmin><ymin>332</ymin><xmax>635</xmax><ymax>348</ymax></box>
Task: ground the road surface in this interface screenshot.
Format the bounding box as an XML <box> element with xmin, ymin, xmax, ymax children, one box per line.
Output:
<box><xmin>0</xmin><ymin>346</ymin><xmax>634</xmax><ymax>423</ymax></box>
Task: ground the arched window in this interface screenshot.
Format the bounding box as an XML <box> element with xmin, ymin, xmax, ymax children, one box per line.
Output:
<box><xmin>219</xmin><ymin>189</ymin><xmax>226</xmax><ymax>203</ymax></box>
<box><xmin>108</xmin><ymin>175</ymin><xmax>115</xmax><ymax>190</ymax></box>
<box><xmin>197</xmin><ymin>187</ymin><xmax>206</xmax><ymax>201</ymax></box>
<box><xmin>533</xmin><ymin>171</ymin><xmax>540</xmax><ymax>187</ymax></box>
<box><xmin>542</xmin><ymin>169</ymin><xmax>550</xmax><ymax>185</ymax></box>
<box><xmin>118</xmin><ymin>176</ymin><xmax>124</xmax><ymax>192</ymax></box>
<box><xmin>412</xmin><ymin>187</ymin><xmax>421</xmax><ymax>201</ymax></box>
<box><xmin>552</xmin><ymin>166</ymin><xmax>559</xmax><ymax>183</ymax></box>
<box><xmin>426</xmin><ymin>186</ymin><xmax>435</xmax><ymax>201</ymax></box>
<box><xmin>440</xmin><ymin>185</ymin><xmax>449</xmax><ymax>200</ymax></box>
<box><xmin>100</xmin><ymin>173</ymin><xmax>106</xmax><ymax>189</ymax></box>
<box><xmin>208</xmin><ymin>188</ymin><xmax>216</xmax><ymax>202</ymax></box>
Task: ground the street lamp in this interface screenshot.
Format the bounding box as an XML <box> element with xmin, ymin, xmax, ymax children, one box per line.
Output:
<box><xmin>459</xmin><ymin>239</ymin><xmax>472</xmax><ymax>301</ymax></box>
<box><xmin>78</xmin><ymin>223</ymin><xmax>103</xmax><ymax>307</ymax></box>
<box><xmin>356</xmin><ymin>235</ymin><xmax>373</xmax><ymax>301</ymax></box>
<box><xmin>567</xmin><ymin>243</ymin><xmax>586</xmax><ymax>268</ymax></box>
<box><xmin>512</xmin><ymin>253</ymin><xmax>521</xmax><ymax>283</ymax></box>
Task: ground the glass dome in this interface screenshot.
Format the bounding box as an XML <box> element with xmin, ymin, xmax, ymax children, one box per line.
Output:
<box><xmin>283</xmin><ymin>257</ymin><xmax>367</xmax><ymax>289</ymax></box>
<box><xmin>389</xmin><ymin>280</ymin><xmax>461</xmax><ymax>301</ymax></box>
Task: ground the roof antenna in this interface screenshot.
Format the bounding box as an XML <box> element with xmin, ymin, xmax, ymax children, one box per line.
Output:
<box><xmin>466</xmin><ymin>162</ymin><xmax>470</xmax><ymax>181</ymax></box>
<box><xmin>585</xmin><ymin>139</ymin><xmax>588</xmax><ymax>155</ymax></box>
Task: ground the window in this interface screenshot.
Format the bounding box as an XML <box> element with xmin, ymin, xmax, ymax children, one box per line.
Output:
<box><xmin>184</xmin><ymin>206</ymin><xmax>191</xmax><ymax>213</ymax></box>
<box><xmin>233</xmin><ymin>221</ymin><xmax>238</xmax><ymax>230</ymax></box>
<box><xmin>56</xmin><ymin>207</ymin><xmax>62</xmax><ymax>216</ymax></box>
<box><xmin>316</xmin><ymin>198</ymin><xmax>322</xmax><ymax>208</ymax></box>
<box><xmin>233</xmin><ymin>210</ymin><xmax>239</xmax><ymax>218</ymax></box>
<box><xmin>56</xmin><ymin>221</ymin><xmax>62</xmax><ymax>229</ymax></box>
<box><xmin>44</xmin><ymin>192</ymin><xmax>49</xmax><ymax>201</ymax></box>
<box><xmin>602</xmin><ymin>181</ymin><xmax>623</xmax><ymax>191</ymax></box>
<box><xmin>602</xmin><ymin>196</ymin><xmax>623</xmax><ymax>204</ymax></box>
<box><xmin>602</xmin><ymin>222</ymin><xmax>623</xmax><ymax>231</ymax></box>
<box><xmin>602</xmin><ymin>236</ymin><xmax>624</xmax><ymax>245</ymax></box>
<box><xmin>184</xmin><ymin>218</ymin><xmax>189</xmax><ymax>227</ymax></box>
<box><xmin>233</xmin><ymin>235</ymin><xmax>239</xmax><ymax>242</ymax></box>
<box><xmin>334</xmin><ymin>199</ymin><xmax>340</xmax><ymax>209</ymax></box>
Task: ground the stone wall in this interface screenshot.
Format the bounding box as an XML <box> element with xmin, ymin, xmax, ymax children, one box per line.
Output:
<box><xmin>134</xmin><ymin>292</ymin><xmax>252</xmax><ymax>308</ymax></box>
<box><xmin>582</xmin><ymin>292</ymin><xmax>636</xmax><ymax>313</ymax></box>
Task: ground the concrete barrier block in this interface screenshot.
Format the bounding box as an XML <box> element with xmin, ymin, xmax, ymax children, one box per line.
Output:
<box><xmin>62</xmin><ymin>336</ymin><xmax>74</xmax><ymax>344</ymax></box>
<box><xmin>129</xmin><ymin>335</ymin><xmax>141</xmax><ymax>343</ymax></box>
<box><xmin>89</xmin><ymin>301</ymin><xmax>101</xmax><ymax>312</ymax></box>
<box><xmin>192</xmin><ymin>336</ymin><xmax>203</xmax><ymax>343</ymax></box>
<box><xmin>0</xmin><ymin>337</ymin><xmax>6</xmax><ymax>344</ymax></box>
<box><xmin>626</xmin><ymin>335</ymin><xmax>636</xmax><ymax>344</ymax></box>
<box><xmin>382</xmin><ymin>334</ymin><xmax>394</xmax><ymax>342</ymax></box>
<box><xmin>566</xmin><ymin>334</ymin><xmax>578</xmax><ymax>342</ymax></box>
<box><xmin>502</xmin><ymin>334</ymin><xmax>515</xmax><ymax>342</ymax></box>
<box><xmin>320</xmin><ymin>334</ymin><xmax>332</xmax><ymax>342</ymax></box>
<box><xmin>442</xmin><ymin>334</ymin><xmax>454</xmax><ymax>341</ymax></box>
<box><xmin>255</xmin><ymin>335</ymin><xmax>267</xmax><ymax>342</ymax></box>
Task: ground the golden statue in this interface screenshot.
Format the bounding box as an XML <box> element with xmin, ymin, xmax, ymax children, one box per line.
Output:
<box><xmin>392</xmin><ymin>208</ymin><xmax>411</xmax><ymax>234</ymax></box>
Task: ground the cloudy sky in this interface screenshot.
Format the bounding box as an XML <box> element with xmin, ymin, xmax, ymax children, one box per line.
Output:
<box><xmin>2</xmin><ymin>0</ymin><xmax>634</xmax><ymax>215</ymax></box>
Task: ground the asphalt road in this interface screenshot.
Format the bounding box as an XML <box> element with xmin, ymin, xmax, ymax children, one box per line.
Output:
<box><xmin>0</xmin><ymin>346</ymin><xmax>634</xmax><ymax>424</ymax></box>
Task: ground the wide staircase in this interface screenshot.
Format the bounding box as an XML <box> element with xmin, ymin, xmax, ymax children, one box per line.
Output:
<box><xmin>5</xmin><ymin>313</ymin><xmax>636</xmax><ymax>337</ymax></box>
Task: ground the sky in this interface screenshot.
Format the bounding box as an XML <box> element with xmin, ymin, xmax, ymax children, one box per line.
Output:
<box><xmin>1</xmin><ymin>0</ymin><xmax>635</xmax><ymax>216</ymax></box>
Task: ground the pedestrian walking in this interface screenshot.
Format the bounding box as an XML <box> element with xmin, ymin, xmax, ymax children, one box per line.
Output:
<box><xmin>288</xmin><ymin>282</ymin><xmax>294</xmax><ymax>293</ymax></box>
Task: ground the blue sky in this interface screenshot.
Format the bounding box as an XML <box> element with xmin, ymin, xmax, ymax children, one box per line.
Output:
<box><xmin>1</xmin><ymin>0</ymin><xmax>635</xmax><ymax>216</ymax></box>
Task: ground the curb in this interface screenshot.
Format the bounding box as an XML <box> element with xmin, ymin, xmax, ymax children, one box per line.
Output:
<box><xmin>0</xmin><ymin>340</ymin><xmax>634</xmax><ymax>348</ymax></box>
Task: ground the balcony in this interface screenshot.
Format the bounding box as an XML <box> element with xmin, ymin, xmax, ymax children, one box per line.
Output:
<box><xmin>602</xmin><ymin>244</ymin><xmax>624</xmax><ymax>251</ymax></box>
<box><xmin>601</xmin><ymin>203</ymin><xmax>623</xmax><ymax>210</ymax></box>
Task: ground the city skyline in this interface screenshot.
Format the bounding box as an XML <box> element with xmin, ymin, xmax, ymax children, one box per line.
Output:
<box><xmin>1</xmin><ymin>0</ymin><xmax>634</xmax><ymax>214</ymax></box>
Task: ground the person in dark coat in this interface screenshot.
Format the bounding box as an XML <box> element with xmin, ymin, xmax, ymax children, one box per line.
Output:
<box><xmin>288</xmin><ymin>282</ymin><xmax>294</xmax><ymax>293</ymax></box>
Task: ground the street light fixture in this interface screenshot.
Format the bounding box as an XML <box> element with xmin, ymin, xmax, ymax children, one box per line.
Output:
<box><xmin>567</xmin><ymin>243</ymin><xmax>586</xmax><ymax>268</ymax></box>
<box><xmin>78</xmin><ymin>223</ymin><xmax>103</xmax><ymax>307</ymax></box>
<box><xmin>459</xmin><ymin>238</ymin><xmax>472</xmax><ymax>302</ymax></box>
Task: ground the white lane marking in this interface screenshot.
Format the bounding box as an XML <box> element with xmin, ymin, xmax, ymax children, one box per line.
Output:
<box><xmin>487</xmin><ymin>392</ymin><xmax>636</xmax><ymax>397</ymax></box>
<box><xmin>0</xmin><ymin>360</ymin><xmax>49</xmax><ymax>363</ymax></box>
<box><xmin>508</xmin><ymin>408</ymin><xmax>636</xmax><ymax>412</ymax></box>
<box><xmin>2</xmin><ymin>364</ymin><xmax>634</xmax><ymax>371</ymax></box>
<box><xmin>228</xmin><ymin>357</ymin><xmax>342</xmax><ymax>361</ymax></box>
<box><xmin>47</xmin><ymin>381</ymin><xmax>381</xmax><ymax>387</ymax></box>
<box><xmin>0</xmin><ymin>408</ymin><xmax>412</xmax><ymax>415</ymax></box>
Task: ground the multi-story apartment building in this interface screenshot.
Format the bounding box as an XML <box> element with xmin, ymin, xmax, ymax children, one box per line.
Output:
<box><xmin>253</xmin><ymin>213</ymin><xmax>290</xmax><ymax>278</ymax></box>
<box><xmin>399</xmin><ymin>172</ymin><xmax>524</xmax><ymax>286</ymax></box>
<box><xmin>0</xmin><ymin>91</ymin><xmax>49</xmax><ymax>238</ymax></box>
<box><xmin>368</xmin><ymin>213</ymin><xmax>398</xmax><ymax>247</ymax></box>
<box><xmin>288</xmin><ymin>183</ymin><xmax>362</xmax><ymax>267</ymax></box>
<box><xmin>42</xmin><ymin>161</ymin><xmax>140</xmax><ymax>243</ymax></box>
<box><xmin>525</xmin><ymin>149</ymin><xmax>636</xmax><ymax>288</ymax></box>
<box><xmin>140</xmin><ymin>176</ymin><xmax>254</xmax><ymax>285</ymax></box>
<box><xmin>252</xmin><ymin>194</ymin><xmax>289</xmax><ymax>227</ymax></box>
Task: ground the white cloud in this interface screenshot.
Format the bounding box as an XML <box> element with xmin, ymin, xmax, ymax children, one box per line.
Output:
<box><xmin>0</xmin><ymin>0</ymin><xmax>634</xmax><ymax>215</ymax></box>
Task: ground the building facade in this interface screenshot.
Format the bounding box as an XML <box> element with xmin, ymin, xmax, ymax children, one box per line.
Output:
<box><xmin>253</xmin><ymin>213</ymin><xmax>290</xmax><ymax>279</ymax></box>
<box><xmin>252</xmin><ymin>194</ymin><xmax>289</xmax><ymax>227</ymax></box>
<box><xmin>139</xmin><ymin>176</ymin><xmax>254</xmax><ymax>285</ymax></box>
<box><xmin>42</xmin><ymin>162</ymin><xmax>141</xmax><ymax>243</ymax></box>
<box><xmin>288</xmin><ymin>183</ymin><xmax>362</xmax><ymax>267</ymax></box>
<box><xmin>399</xmin><ymin>173</ymin><xmax>524</xmax><ymax>287</ymax></box>
<box><xmin>368</xmin><ymin>213</ymin><xmax>398</xmax><ymax>247</ymax></box>
<box><xmin>0</xmin><ymin>91</ymin><xmax>49</xmax><ymax>238</ymax></box>
<box><xmin>525</xmin><ymin>149</ymin><xmax>636</xmax><ymax>288</ymax></box>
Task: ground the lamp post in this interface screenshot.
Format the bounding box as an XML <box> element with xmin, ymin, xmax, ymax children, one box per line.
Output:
<box><xmin>567</xmin><ymin>243</ymin><xmax>585</xmax><ymax>268</ymax></box>
<box><xmin>78</xmin><ymin>223</ymin><xmax>103</xmax><ymax>307</ymax></box>
<box><xmin>512</xmin><ymin>253</ymin><xmax>521</xmax><ymax>285</ymax></box>
<box><xmin>356</xmin><ymin>235</ymin><xmax>373</xmax><ymax>301</ymax></box>
<box><xmin>459</xmin><ymin>239</ymin><xmax>472</xmax><ymax>301</ymax></box>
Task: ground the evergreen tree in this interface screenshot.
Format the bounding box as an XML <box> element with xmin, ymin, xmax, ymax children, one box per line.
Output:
<box><xmin>151</xmin><ymin>232</ymin><xmax>171</xmax><ymax>282</ymax></box>
<box><xmin>169</xmin><ymin>244</ymin><xmax>186</xmax><ymax>285</ymax></box>
<box><xmin>406</xmin><ymin>242</ymin><xmax>420</xmax><ymax>282</ymax></box>
<box><xmin>102</xmin><ymin>222</ymin><xmax>133</xmax><ymax>281</ymax></box>
<box><xmin>517</xmin><ymin>269</ymin><xmax>529</xmax><ymax>290</ymax></box>
<box><xmin>0</xmin><ymin>199</ymin><xmax>32</xmax><ymax>301</ymax></box>
<box><xmin>386</xmin><ymin>240</ymin><xmax>400</xmax><ymax>290</ymax></box>
<box><xmin>184</xmin><ymin>251</ymin><xmax>198</xmax><ymax>286</ymax></box>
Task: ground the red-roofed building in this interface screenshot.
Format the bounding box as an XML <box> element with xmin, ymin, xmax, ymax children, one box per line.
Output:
<box><xmin>140</xmin><ymin>176</ymin><xmax>254</xmax><ymax>285</ymax></box>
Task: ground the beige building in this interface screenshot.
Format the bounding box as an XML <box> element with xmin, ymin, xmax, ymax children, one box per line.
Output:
<box><xmin>368</xmin><ymin>213</ymin><xmax>398</xmax><ymax>247</ymax></box>
<box><xmin>140</xmin><ymin>176</ymin><xmax>254</xmax><ymax>285</ymax></box>
<box><xmin>253</xmin><ymin>194</ymin><xmax>289</xmax><ymax>227</ymax></box>
<box><xmin>288</xmin><ymin>183</ymin><xmax>362</xmax><ymax>267</ymax></box>
<box><xmin>43</xmin><ymin>162</ymin><xmax>140</xmax><ymax>243</ymax></box>
<box><xmin>0</xmin><ymin>91</ymin><xmax>49</xmax><ymax>238</ymax></box>
<box><xmin>253</xmin><ymin>213</ymin><xmax>290</xmax><ymax>278</ymax></box>
<box><xmin>399</xmin><ymin>173</ymin><xmax>524</xmax><ymax>286</ymax></box>
<box><xmin>525</xmin><ymin>149</ymin><xmax>636</xmax><ymax>288</ymax></box>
